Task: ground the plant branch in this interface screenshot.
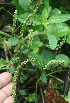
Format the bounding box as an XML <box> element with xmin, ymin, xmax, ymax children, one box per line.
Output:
<box><xmin>0</xmin><ymin>31</ymin><xmax>13</xmax><ymax>37</ymax></box>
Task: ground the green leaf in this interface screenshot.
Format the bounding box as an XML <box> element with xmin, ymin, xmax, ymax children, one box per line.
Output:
<box><xmin>66</xmin><ymin>34</ymin><xmax>70</xmax><ymax>44</ymax></box>
<box><xmin>19</xmin><ymin>0</ymin><xmax>31</xmax><ymax>10</ymax></box>
<box><xmin>10</xmin><ymin>57</ymin><xmax>19</xmax><ymax>64</ymax></box>
<box><xmin>19</xmin><ymin>90</ymin><xmax>27</xmax><ymax>96</ymax></box>
<box><xmin>30</xmin><ymin>36</ymin><xmax>43</xmax><ymax>53</ymax></box>
<box><xmin>16</xmin><ymin>13</ymin><xmax>30</xmax><ymax>23</ymax></box>
<box><xmin>42</xmin><ymin>8</ymin><xmax>48</xmax><ymax>26</ymax></box>
<box><xmin>20</xmin><ymin>73</ymin><xmax>27</xmax><ymax>83</ymax></box>
<box><xmin>33</xmin><ymin>47</ymin><xmax>39</xmax><ymax>53</ymax></box>
<box><xmin>48</xmin><ymin>34</ymin><xmax>58</xmax><ymax>49</ymax></box>
<box><xmin>40</xmin><ymin>50</ymin><xmax>54</xmax><ymax>65</ymax></box>
<box><xmin>8</xmin><ymin>37</ymin><xmax>19</xmax><ymax>46</ymax></box>
<box><xmin>29</xmin><ymin>14</ymin><xmax>41</xmax><ymax>26</ymax></box>
<box><xmin>41</xmin><ymin>0</ymin><xmax>51</xmax><ymax>27</ymax></box>
<box><xmin>55</xmin><ymin>54</ymin><xmax>70</xmax><ymax>67</ymax></box>
<box><xmin>8</xmin><ymin>66</ymin><xmax>15</xmax><ymax>74</ymax></box>
<box><xmin>40</xmin><ymin>72</ymin><xmax>47</xmax><ymax>83</ymax></box>
<box><xmin>46</xmin><ymin>23</ymin><xmax>69</xmax><ymax>38</ymax></box>
<box><xmin>23</xmin><ymin>49</ymin><xmax>29</xmax><ymax>54</ymax></box>
<box><xmin>28</xmin><ymin>93</ymin><xmax>35</xmax><ymax>102</ymax></box>
<box><xmin>12</xmin><ymin>0</ymin><xmax>24</xmax><ymax>13</ymax></box>
<box><xmin>34</xmin><ymin>25</ymin><xmax>43</xmax><ymax>31</ymax></box>
<box><xmin>44</xmin><ymin>0</ymin><xmax>51</xmax><ymax>16</ymax></box>
<box><xmin>64</xmin><ymin>88</ymin><xmax>70</xmax><ymax>103</ymax></box>
<box><xmin>0</xmin><ymin>58</ymin><xmax>6</xmax><ymax>68</ymax></box>
<box><xmin>28</xmin><ymin>52</ymin><xmax>44</xmax><ymax>69</ymax></box>
<box><xmin>0</xmin><ymin>37</ymin><xmax>3</xmax><ymax>44</ymax></box>
<box><xmin>48</xmin><ymin>14</ymin><xmax>70</xmax><ymax>24</ymax></box>
<box><xmin>52</xmin><ymin>8</ymin><xmax>61</xmax><ymax>15</ymax></box>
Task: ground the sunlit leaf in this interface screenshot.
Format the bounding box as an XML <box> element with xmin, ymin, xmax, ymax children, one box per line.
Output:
<box><xmin>48</xmin><ymin>34</ymin><xmax>58</xmax><ymax>49</ymax></box>
<box><xmin>16</xmin><ymin>13</ymin><xmax>30</xmax><ymax>23</ymax></box>
<box><xmin>29</xmin><ymin>14</ymin><xmax>41</xmax><ymax>26</ymax></box>
<box><xmin>52</xmin><ymin>8</ymin><xmax>61</xmax><ymax>15</ymax></box>
<box><xmin>48</xmin><ymin>14</ymin><xmax>70</xmax><ymax>24</ymax></box>
<box><xmin>46</xmin><ymin>23</ymin><xmax>69</xmax><ymax>38</ymax></box>
<box><xmin>44</xmin><ymin>0</ymin><xmax>51</xmax><ymax>16</ymax></box>
<box><xmin>28</xmin><ymin>93</ymin><xmax>35</xmax><ymax>102</ymax></box>
<box><xmin>66</xmin><ymin>34</ymin><xmax>70</xmax><ymax>44</ymax></box>
<box><xmin>42</xmin><ymin>8</ymin><xmax>48</xmax><ymax>26</ymax></box>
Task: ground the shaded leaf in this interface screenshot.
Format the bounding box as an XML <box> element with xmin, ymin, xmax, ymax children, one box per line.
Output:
<box><xmin>19</xmin><ymin>0</ymin><xmax>31</xmax><ymax>10</ymax></box>
<box><xmin>40</xmin><ymin>71</ymin><xmax>47</xmax><ymax>83</ymax></box>
<box><xmin>12</xmin><ymin>0</ymin><xmax>24</xmax><ymax>13</ymax></box>
<box><xmin>55</xmin><ymin>54</ymin><xmax>70</xmax><ymax>67</ymax></box>
<box><xmin>8</xmin><ymin>37</ymin><xmax>19</xmax><ymax>46</ymax></box>
<box><xmin>19</xmin><ymin>89</ymin><xmax>27</xmax><ymax>95</ymax></box>
<box><xmin>28</xmin><ymin>52</ymin><xmax>44</xmax><ymax>69</ymax></box>
<box><xmin>0</xmin><ymin>58</ymin><xmax>6</xmax><ymax>68</ymax></box>
<box><xmin>10</xmin><ymin>57</ymin><xmax>19</xmax><ymax>64</ymax></box>
<box><xmin>8</xmin><ymin>66</ymin><xmax>15</xmax><ymax>74</ymax></box>
<box><xmin>40</xmin><ymin>50</ymin><xmax>54</xmax><ymax>64</ymax></box>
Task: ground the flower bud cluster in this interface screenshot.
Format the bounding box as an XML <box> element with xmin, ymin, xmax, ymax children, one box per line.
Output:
<box><xmin>43</xmin><ymin>60</ymin><xmax>64</xmax><ymax>70</ymax></box>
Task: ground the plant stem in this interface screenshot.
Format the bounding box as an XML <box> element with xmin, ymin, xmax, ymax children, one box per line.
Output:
<box><xmin>35</xmin><ymin>82</ymin><xmax>38</xmax><ymax>103</ymax></box>
<box><xmin>49</xmin><ymin>75</ymin><xmax>64</xmax><ymax>83</ymax></box>
<box><xmin>2</xmin><ymin>7</ymin><xmax>13</xmax><ymax>16</ymax></box>
<box><xmin>46</xmin><ymin>70</ymin><xmax>66</xmax><ymax>77</ymax></box>
<box><xmin>40</xmin><ymin>88</ymin><xmax>45</xmax><ymax>103</ymax></box>
<box><xmin>0</xmin><ymin>31</ymin><xmax>12</xmax><ymax>37</ymax></box>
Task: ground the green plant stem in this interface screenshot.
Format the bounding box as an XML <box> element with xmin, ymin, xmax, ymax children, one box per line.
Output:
<box><xmin>35</xmin><ymin>82</ymin><xmax>38</xmax><ymax>103</ymax></box>
<box><xmin>14</xmin><ymin>23</ymin><xmax>22</xmax><ymax>32</ymax></box>
<box><xmin>46</xmin><ymin>70</ymin><xmax>66</xmax><ymax>77</ymax></box>
<box><xmin>0</xmin><ymin>31</ymin><xmax>12</xmax><ymax>37</ymax></box>
<box><xmin>40</xmin><ymin>88</ymin><xmax>45</xmax><ymax>103</ymax></box>
<box><xmin>46</xmin><ymin>70</ymin><xmax>67</xmax><ymax>83</ymax></box>
<box><xmin>2</xmin><ymin>7</ymin><xmax>13</xmax><ymax>16</ymax></box>
<box><xmin>49</xmin><ymin>75</ymin><xmax>64</xmax><ymax>83</ymax></box>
